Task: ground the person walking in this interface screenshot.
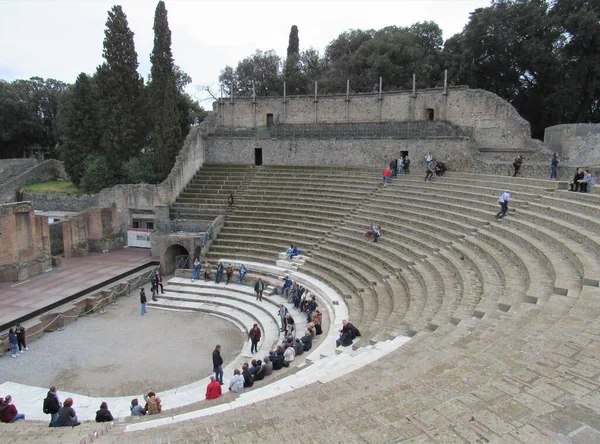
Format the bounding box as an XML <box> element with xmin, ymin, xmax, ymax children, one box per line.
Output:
<box><xmin>191</xmin><ymin>258</ymin><xmax>201</xmax><ymax>282</ymax></box>
<box><xmin>140</xmin><ymin>288</ymin><xmax>147</xmax><ymax>316</ymax></box>
<box><xmin>8</xmin><ymin>329</ymin><xmax>18</xmax><ymax>358</ymax></box>
<box><xmin>424</xmin><ymin>164</ymin><xmax>434</xmax><ymax>181</ymax></box>
<box><xmin>248</xmin><ymin>324</ymin><xmax>261</xmax><ymax>354</ymax></box>
<box><xmin>550</xmin><ymin>153</ymin><xmax>559</xmax><ymax>180</ymax></box>
<box><xmin>215</xmin><ymin>262</ymin><xmax>224</xmax><ymax>284</ymax></box>
<box><xmin>213</xmin><ymin>345</ymin><xmax>224</xmax><ymax>384</ymax></box>
<box><xmin>254</xmin><ymin>278</ymin><xmax>265</xmax><ymax>301</ymax></box>
<box><xmin>227</xmin><ymin>194</ymin><xmax>234</xmax><ymax>210</ymax></box>
<box><xmin>513</xmin><ymin>155</ymin><xmax>523</xmax><ymax>177</ymax></box>
<box><xmin>496</xmin><ymin>190</ymin><xmax>511</xmax><ymax>218</ymax></box>
<box><xmin>15</xmin><ymin>324</ymin><xmax>27</xmax><ymax>352</ymax></box>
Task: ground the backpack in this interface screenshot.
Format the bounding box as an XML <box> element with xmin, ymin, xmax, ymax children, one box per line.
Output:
<box><xmin>43</xmin><ymin>396</ymin><xmax>51</xmax><ymax>414</ymax></box>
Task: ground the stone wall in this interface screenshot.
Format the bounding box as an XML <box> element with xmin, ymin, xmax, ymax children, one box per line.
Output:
<box><xmin>215</xmin><ymin>88</ymin><xmax>546</xmax><ymax>154</ymax></box>
<box><xmin>205</xmin><ymin>137</ymin><xmax>477</xmax><ymax>170</ymax></box>
<box><xmin>22</xmin><ymin>191</ymin><xmax>98</xmax><ymax>212</ymax></box>
<box><xmin>0</xmin><ymin>159</ymin><xmax>67</xmax><ymax>204</ymax></box>
<box><xmin>0</xmin><ymin>201</ymin><xmax>52</xmax><ymax>281</ymax></box>
<box><xmin>544</xmin><ymin>124</ymin><xmax>600</xmax><ymax>165</ymax></box>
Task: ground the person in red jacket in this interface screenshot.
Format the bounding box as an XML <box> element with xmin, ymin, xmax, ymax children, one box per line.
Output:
<box><xmin>382</xmin><ymin>167</ymin><xmax>391</xmax><ymax>186</ymax></box>
<box><xmin>0</xmin><ymin>395</ymin><xmax>25</xmax><ymax>423</ymax></box>
<box><xmin>248</xmin><ymin>324</ymin><xmax>262</xmax><ymax>354</ymax></box>
<box><xmin>205</xmin><ymin>376</ymin><xmax>222</xmax><ymax>400</ymax></box>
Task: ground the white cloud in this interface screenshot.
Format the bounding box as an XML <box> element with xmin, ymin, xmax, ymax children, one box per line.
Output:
<box><xmin>0</xmin><ymin>0</ymin><xmax>491</xmax><ymax>101</ymax></box>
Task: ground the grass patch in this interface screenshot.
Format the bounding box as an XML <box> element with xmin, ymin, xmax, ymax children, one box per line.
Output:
<box><xmin>23</xmin><ymin>181</ymin><xmax>83</xmax><ymax>194</ymax></box>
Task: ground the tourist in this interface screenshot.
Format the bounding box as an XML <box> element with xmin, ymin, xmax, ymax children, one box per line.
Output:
<box><xmin>434</xmin><ymin>161</ymin><xmax>446</xmax><ymax>176</ymax></box>
<box><xmin>294</xmin><ymin>338</ymin><xmax>304</xmax><ymax>356</ymax></box>
<box><xmin>242</xmin><ymin>364</ymin><xmax>254</xmax><ymax>387</ymax></box>
<box><xmin>301</xmin><ymin>331</ymin><xmax>313</xmax><ymax>351</ymax></box>
<box><xmin>225</xmin><ymin>263</ymin><xmax>233</xmax><ymax>284</ymax></box>
<box><xmin>253</xmin><ymin>360</ymin><xmax>266</xmax><ymax>381</ymax></box>
<box><xmin>390</xmin><ymin>158</ymin><xmax>398</xmax><ymax>177</ymax></box>
<box><xmin>15</xmin><ymin>324</ymin><xmax>27</xmax><ymax>352</ymax></box>
<box><xmin>238</xmin><ymin>263</ymin><xmax>247</xmax><ymax>283</ymax></box>
<box><xmin>550</xmin><ymin>153</ymin><xmax>559</xmax><ymax>180</ymax></box>
<box><xmin>43</xmin><ymin>386</ymin><xmax>61</xmax><ymax>425</ymax></box>
<box><xmin>191</xmin><ymin>257</ymin><xmax>201</xmax><ymax>282</ymax></box>
<box><xmin>248</xmin><ymin>324</ymin><xmax>261</xmax><ymax>354</ymax></box>
<box><xmin>398</xmin><ymin>156</ymin><xmax>404</xmax><ymax>175</ymax></box>
<box><xmin>203</xmin><ymin>260</ymin><xmax>210</xmax><ymax>281</ymax></box>
<box><xmin>229</xmin><ymin>369</ymin><xmax>244</xmax><ymax>393</ymax></box>
<box><xmin>336</xmin><ymin>320</ymin><xmax>361</xmax><ymax>347</ymax></box>
<box><xmin>286</xmin><ymin>244</ymin><xmax>294</xmax><ymax>259</ymax></box>
<box><xmin>144</xmin><ymin>391</ymin><xmax>162</xmax><ymax>415</ymax></box>
<box><xmin>580</xmin><ymin>170</ymin><xmax>595</xmax><ymax>193</ymax></box>
<box><xmin>254</xmin><ymin>278</ymin><xmax>265</xmax><ymax>301</ymax></box>
<box><xmin>496</xmin><ymin>190</ymin><xmax>511</xmax><ymax>218</ymax></box>
<box><xmin>288</xmin><ymin>245</ymin><xmax>300</xmax><ymax>260</ymax></box>
<box><xmin>262</xmin><ymin>357</ymin><xmax>273</xmax><ymax>376</ymax></box>
<box><xmin>373</xmin><ymin>225</ymin><xmax>382</xmax><ymax>243</ymax></box>
<box><xmin>0</xmin><ymin>395</ymin><xmax>25</xmax><ymax>423</ymax></box>
<box><xmin>8</xmin><ymin>328</ymin><xmax>18</xmax><ymax>358</ymax></box>
<box><xmin>570</xmin><ymin>168</ymin><xmax>585</xmax><ymax>191</ymax></box>
<box><xmin>284</xmin><ymin>313</ymin><xmax>295</xmax><ymax>334</ymax></box>
<box><xmin>227</xmin><ymin>193</ymin><xmax>234</xmax><ymax>209</ymax></box>
<box><xmin>282</xmin><ymin>276</ymin><xmax>293</xmax><ymax>297</ymax></box>
<box><xmin>155</xmin><ymin>271</ymin><xmax>164</xmax><ymax>294</ymax></box>
<box><xmin>426</xmin><ymin>152</ymin><xmax>433</xmax><ymax>170</ymax></box>
<box><xmin>95</xmin><ymin>402</ymin><xmax>114</xmax><ymax>423</ymax></box>
<box><xmin>205</xmin><ymin>375</ymin><xmax>222</xmax><ymax>400</ymax></box>
<box><xmin>53</xmin><ymin>397</ymin><xmax>80</xmax><ymax>427</ymax></box>
<box><xmin>130</xmin><ymin>398</ymin><xmax>146</xmax><ymax>416</ymax></box>
<box><xmin>278</xmin><ymin>304</ymin><xmax>288</xmax><ymax>332</ymax></box>
<box><xmin>213</xmin><ymin>345</ymin><xmax>224</xmax><ymax>384</ymax></box>
<box><xmin>382</xmin><ymin>166</ymin><xmax>391</xmax><ymax>186</ymax></box>
<box><xmin>140</xmin><ymin>288</ymin><xmax>147</xmax><ymax>316</ymax></box>
<box><xmin>150</xmin><ymin>280</ymin><xmax>158</xmax><ymax>301</ymax></box>
<box><xmin>404</xmin><ymin>156</ymin><xmax>411</xmax><ymax>174</ymax></box>
<box><xmin>283</xmin><ymin>345</ymin><xmax>295</xmax><ymax>367</ymax></box>
<box><xmin>215</xmin><ymin>262</ymin><xmax>224</xmax><ymax>284</ymax></box>
<box><xmin>513</xmin><ymin>155</ymin><xmax>523</xmax><ymax>177</ymax></box>
<box><xmin>271</xmin><ymin>350</ymin><xmax>285</xmax><ymax>370</ymax></box>
<box><xmin>424</xmin><ymin>164</ymin><xmax>434</xmax><ymax>181</ymax></box>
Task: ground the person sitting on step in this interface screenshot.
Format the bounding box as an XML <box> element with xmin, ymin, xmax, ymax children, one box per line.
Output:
<box><xmin>283</xmin><ymin>345</ymin><xmax>295</xmax><ymax>367</ymax></box>
<box><xmin>294</xmin><ymin>338</ymin><xmax>304</xmax><ymax>356</ymax></box>
<box><xmin>242</xmin><ymin>364</ymin><xmax>254</xmax><ymax>388</ymax></box>
<box><xmin>271</xmin><ymin>349</ymin><xmax>285</xmax><ymax>370</ymax></box>
<box><xmin>205</xmin><ymin>375</ymin><xmax>222</xmax><ymax>400</ymax></box>
<box><xmin>229</xmin><ymin>369</ymin><xmax>244</xmax><ymax>393</ymax></box>
<box><xmin>0</xmin><ymin>395</ymin><xmax>25</xmax><ymax>423</ymax></box>
<box><xmin>288</xmin><ymin>245</ymin><xmax>300</xmax><ymax>260</ymax></box>
<box><xmin>434</xmin><ymin>161</ymin><xmax>446</xmax><ymax>176</ymax></box>
<box><xmin>301</xmin><ymin>330</ymin><xmax>313</xmax><ymax>351</ymax></box>
<box><xmin>95</xmin><ymin>402</ymin><xmax>114</xmax><ymax>423</ymax></box>
<box><xmin>336</xmin><ymin>320</ymin><xmax>361</xmax><ymax>347</ymax></box>
<box><xmin>253</xmin><ymin>360</ymin><xmax>266</xmax><ymax>381</ymax></box>
<box><xmin>286</xmin><ymin>244</ymin><xmax>295</xmax><ymax>260</ymax></box>
<box><xmin>53</xmin><ymin>397</ymin><xmax>80</xmax><ymax>427</ymax></box>
<box><xmin>569</xmin><ymin>168</ymin><xmax>585</xmax><ymax>192</ymax></box>
<box><xmin>130</xmin><ymin>398</ymin><xmax>146</xmax><ymax>416</ymax></box>
<box><xmin>373</xmin><ymin>225</ymin><xmax>382</xmax><ymax>243</ymax></box>
<box><xmin>144</xmin><ymin>391</ymin><xmax>162</xmax><ymax>415</ymax></box>
<box><xmin>262</xmin><ymin>357</ymin><xmax>273</xmax><ymax>376</ymax></box>
<box><xmin>580</xmin><ymin>170</ymin><xmax>595</xmax><ymax>193</ymax></box>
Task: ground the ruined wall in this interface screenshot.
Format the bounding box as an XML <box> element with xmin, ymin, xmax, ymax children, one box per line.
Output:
<box><xmin>215</xmin><ymin>88</ymin><xmax>545</xmax><ymax>153</ymax></box>
<box><xmin>0</xmin><ymin>202</ymin><xmax>52</xmax><ymax>281</ymax></box>
<box><xmin>0</xmin><ymin>159</ymin><xmax>67</xmax><ymax>204</ymax></box>
<box><xmin>544</xmin><ymin>124</ymin><xmax>600</xmax><ymax>165</ymax></box>
<box><xmin>22</xmin><ymin>191</ymin><xmax>98</xmax><ymax>212</ymax></box>
<box><xmin>205</xmin><ymin>137</ymin><xmax>477</xmax><ymax>170</ymax></box>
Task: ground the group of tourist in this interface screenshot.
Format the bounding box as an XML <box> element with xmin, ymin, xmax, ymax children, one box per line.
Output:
<box><xmin>7</xmin><ymin>323</ymin><xmax>27</xmax><ymax>358</ymax></box>
<box><xmin>569</xmin><ymin>167</ymin><xmax>595</xmax><ymax>193</ymax></box>
<box><xmin>365</xmin><ymin>223</ymin><xmax>382</xmax><ymax>242</ymax></box>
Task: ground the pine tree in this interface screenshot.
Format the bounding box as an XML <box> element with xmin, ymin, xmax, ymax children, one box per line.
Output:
<box><xmin>149</xmin><ymin>0</ymin><xmax>182</xmax><ymax>181</ymax></box>
<box><xmin>96</xmin><ymin>5</ymin><xmax>145</xmax><ymax>170</ymax></box>
<box><xmin>56</xmin><ymin>73</ymin><xmax>99</xmax><ymax>186</ymax></box>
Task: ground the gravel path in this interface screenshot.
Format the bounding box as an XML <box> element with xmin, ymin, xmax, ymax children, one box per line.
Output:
<box><xmin>0</xmin><ymin>293</ymin><xmax>244</xmax><ymax>396</ymax></box>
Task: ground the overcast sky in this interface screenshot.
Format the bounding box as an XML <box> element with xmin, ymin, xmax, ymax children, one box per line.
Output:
<box><xmin>0</xmin><ymin>0</ymin><xmax>491</xmax><ymax>102</ymax></box>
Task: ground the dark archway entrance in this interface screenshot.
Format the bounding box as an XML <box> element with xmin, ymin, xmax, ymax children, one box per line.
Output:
<box><xmin>255</xmin><ymin>148</ymin><xmax>263</xmax><ymax>166</ymax></box>
<box><xmin>164</xmin><ymin>244</ymin><xmax>190</xmax><ymax>275</ymax></box>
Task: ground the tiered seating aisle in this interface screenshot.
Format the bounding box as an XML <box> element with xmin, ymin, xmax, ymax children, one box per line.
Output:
<box><xmin>109</xmin><ymin>167</ymin><xmax>600</xmax><ymax>441</ymax></box>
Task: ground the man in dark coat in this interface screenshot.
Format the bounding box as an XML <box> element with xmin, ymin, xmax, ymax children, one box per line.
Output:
<box><xmin>212</xmin><ymin>345</ymin><xmax>224</xmax><ymax>384</ymax></box>
<box><xmin>248</xmin><ymin>324</ymin><xmax>261</xmax><ymax>354</ymax></box>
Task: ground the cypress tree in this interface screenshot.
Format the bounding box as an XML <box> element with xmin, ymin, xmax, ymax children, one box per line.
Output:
<box><xmin>287</xmin><ymin>25</ymin><xmax>299</xmax><ymax>57</ymax></box>
<box><xmin>56</xmin><ymin>73</ymin><xmax>99</xmax><ymax>186</ymax></box>
<box><xmin>149</xmin><ymin>1</ymin><xmax>182</xmax><ymax>181</ymax></box>
<box><xmin>96</xmin><ymin>5</ymin><xmax>145</xmax><ymax>170</ymax></box>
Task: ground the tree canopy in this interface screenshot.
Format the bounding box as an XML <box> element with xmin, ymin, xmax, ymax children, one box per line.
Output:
<box><xmin>219</xmin><ymin>2</ymin><xmax>600</xmax><ymax>137</ymax></box>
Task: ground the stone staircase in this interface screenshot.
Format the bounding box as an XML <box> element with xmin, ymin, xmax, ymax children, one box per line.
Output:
<box><xmin>169</xmin><ymin>164</ymin><xmax>257</xmax><ymax>220</ymax></box>
<box><xmin>114</xmin><ymin>166</ymin><xmax>600</xmax><ymax>442</ymax></box>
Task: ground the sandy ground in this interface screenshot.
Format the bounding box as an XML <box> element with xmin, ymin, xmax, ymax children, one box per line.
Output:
<box><xmin>0</xmin><ymin>293</ymin><xmax>244</xmax><ymax>396</ymax></box>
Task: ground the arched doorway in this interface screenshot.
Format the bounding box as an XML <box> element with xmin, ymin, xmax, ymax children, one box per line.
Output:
<box><xmin>163</xmin><ymin>244</ymin><xmax>190</xmax><ymax>275</ymax></box>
